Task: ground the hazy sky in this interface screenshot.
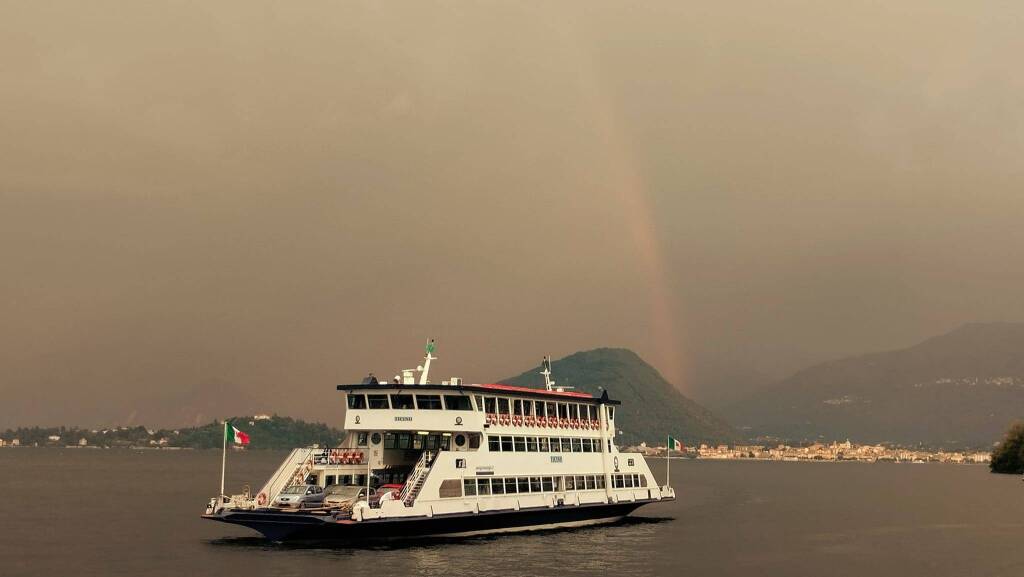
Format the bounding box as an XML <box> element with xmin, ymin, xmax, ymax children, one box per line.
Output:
<box><xmin>3</xmin><ymin>1</ymin><xmax>1023</xmax><ymax>426</ymax></box>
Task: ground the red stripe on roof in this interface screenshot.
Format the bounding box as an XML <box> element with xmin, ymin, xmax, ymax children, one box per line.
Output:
<box><xmin>474</xmin><ymin>383</ymin><xmax>592</xmax><ymax>398</ymax></box>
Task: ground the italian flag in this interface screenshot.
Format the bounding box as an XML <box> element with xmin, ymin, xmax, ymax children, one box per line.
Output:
<box><xmin>226</xmin><ymin>422</ymin><xmax>250</xmax><ymax>445</ymax></box>
<box><xmin>668</xmin><ymin>436</ymin><xmax>683</xmax><ymax>452</ymax></box>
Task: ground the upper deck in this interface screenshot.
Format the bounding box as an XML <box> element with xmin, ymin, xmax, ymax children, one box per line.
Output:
<box><xmin>337</xmin><ymin>382</ymin><xmax>620</xmax><ymax>432</ymax></box>
<box><xmin>337</xmin><ymin>382</ymin><xmax>617</xmax><ymax>403</ymax></box>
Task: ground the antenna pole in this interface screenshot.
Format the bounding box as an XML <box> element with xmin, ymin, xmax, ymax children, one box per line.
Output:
<box><xmin>419</xmin><ymin>339</ymin><xmax>436</xmax><ymax>385</ymax></box>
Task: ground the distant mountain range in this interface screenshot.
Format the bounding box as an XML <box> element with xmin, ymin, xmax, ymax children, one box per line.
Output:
<box><xmin>722</xmin><ymin>323</ymin><xmax>1024</xmax><ymax>447</ymax></box>
<box><xmin>10</xmin><ymin>324</ymin><xmax>1021</xmax><ymax>448</ymax></box>
<box><xmin>501</xmin><ymin>348</ymin><xmax>738</xmax><ymax>446</ymax></box>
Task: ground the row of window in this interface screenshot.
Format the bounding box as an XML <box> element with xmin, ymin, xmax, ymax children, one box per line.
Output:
<box><xmin>382</xmin><ymin>432</ymin><xmax>465</xmax><ymax>451</ymax></box>
<box><xmin>323</xmin><ymin>474</ymin><xmax>368</xmax><ymax>486</ymax></box>
<box><xmin>458</xmin><ymin>473</ymin><xmax>608</xmax><ymax>497</ymax></box>
<box><xmin>487</xmin><ymin>435</ymin><xmax>608</xmax><ymax>454</ymax></box>
<box><xmin>322</xmin><ymin>472</ymin><xmax>406</xmax><ymax>487</ymax></box>
<box><xmin>611</xmin><ymin>474</ymin><xmax>647</xmax><ymax>488</ymax></box>
<box><xmin>346</xmin><ymin>393</ymin><xmax>614</xmax><ymax>423</ymax></box>
<box><xmin>476</xmin><ymin>396</ymin><xmax>604</xmax><ymax>421</ymax></box>
<box><xmin>348</xmin><ymin>393</ymin><xmax>473</xmax><ymax>411</ymax></box>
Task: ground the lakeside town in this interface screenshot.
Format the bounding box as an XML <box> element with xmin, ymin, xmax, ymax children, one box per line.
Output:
<box><xmin>0</xmin><ymin>424</ymin><xmax>993</xmax><ymax>464</ymax></box>
<box><xmin>629</xmin><ymin>440</ymin><xmax>992</xmax><ymax>464</ymax></box>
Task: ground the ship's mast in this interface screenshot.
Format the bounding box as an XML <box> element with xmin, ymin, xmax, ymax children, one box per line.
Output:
<box><xmin>541</xmin><ymin>356</ymin><xmax>555</xmax><ymax>391</ymax></box>
<box><xmin>418</xmin><ymin>339</ymin><xmax>436</xmax><ymax>385</ymax></box>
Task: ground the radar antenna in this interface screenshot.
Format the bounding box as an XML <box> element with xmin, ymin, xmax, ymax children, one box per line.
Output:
<box><xmin>541</xmin><ymin>356</ymin><xmax>555</xmax><ymax>391</ymax></box>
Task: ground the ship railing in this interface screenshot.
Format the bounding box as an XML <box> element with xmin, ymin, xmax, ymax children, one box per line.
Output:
<box><xmin>399</xmin><ymin>450</ymin><xmax>437</xmax><ymax>506</ymax></box>
<box><xmin>307</xmin><ymin>446</ymin><xmax>370</xmax><ymax>466</ymax></box>
<box><xmin>254</xmin><ymin>447</ymin><xmax>315</xmax><ymax>507</ymax></box>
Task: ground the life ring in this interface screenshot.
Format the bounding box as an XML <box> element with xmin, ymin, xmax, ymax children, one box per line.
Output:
<box><xmin>257</xmin><ymin>492</ymin><xmax>267</xmax><ymax>506</ymax></box>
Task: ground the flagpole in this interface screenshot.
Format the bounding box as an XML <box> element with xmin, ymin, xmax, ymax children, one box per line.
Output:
<box><xmin>666</xmin><ymin>435</ymin><xmax>670</xmax><ymax>488</ymax></box>
<box><xmin>220</xmin><ymin>421</ymin><xmax>227</xmax><ymax>497</ymax></box>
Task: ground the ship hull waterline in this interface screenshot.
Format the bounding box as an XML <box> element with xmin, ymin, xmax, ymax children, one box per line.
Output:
<box><xmin>204</xmin><ymin>499</ymin><xmax>667</xmax><ymax>542</ymax></box>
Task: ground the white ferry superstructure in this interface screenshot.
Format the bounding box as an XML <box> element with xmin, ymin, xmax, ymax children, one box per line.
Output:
<box><xmin>203</xmin><ymin>348</ymin><xmax>675</xmax><ymax>541</ymax></box>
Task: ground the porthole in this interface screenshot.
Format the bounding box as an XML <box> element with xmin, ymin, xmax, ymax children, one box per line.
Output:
<box><xmin>454</xmin><ymin>434</ymin><xmax>467</xmax><ymax>447</ymax></box>
<box><xmin>370</xmin><ymin>432</ymin><xmax>382</xmax><ymax>445</ymax></box>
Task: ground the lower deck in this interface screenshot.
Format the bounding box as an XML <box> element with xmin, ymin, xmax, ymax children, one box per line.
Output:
<box><xmin>204</xmin><ymin>497</ymin><xmax>669</xmax><ymax>542</ymax></box>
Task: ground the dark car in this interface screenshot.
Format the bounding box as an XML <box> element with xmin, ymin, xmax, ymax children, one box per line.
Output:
<box><xmin>369</xmin><ymin>483</ymin><xmax>405</xmax><ymax>507</ymax></box>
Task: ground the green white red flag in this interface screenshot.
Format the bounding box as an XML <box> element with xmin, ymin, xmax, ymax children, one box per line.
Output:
<box><xmin>668</xmin><ymin>435</ymin><xmax>683</xmax><ymax>452</ymax></box>
<box><xmin>226</xmin><ymin>422</ymin><xmax>250</xmax><ymax>445</ymax></box>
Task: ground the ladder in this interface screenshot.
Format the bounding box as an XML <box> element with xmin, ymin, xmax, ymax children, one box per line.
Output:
<box><xmin>400</xmin><ymin>450</ymin><xmax>436</xmax><ymax>506</ymax></box>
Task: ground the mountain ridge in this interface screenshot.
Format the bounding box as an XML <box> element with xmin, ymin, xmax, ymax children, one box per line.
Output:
<box><xmin>723</xmin><ymin>322</ymin><xmax>1024</xmax><ymax>447</ymax></box>
<box><xmin>500</xmin><ymin>347</ymin><xmax>737</xmax><ymax>445</ymax></box>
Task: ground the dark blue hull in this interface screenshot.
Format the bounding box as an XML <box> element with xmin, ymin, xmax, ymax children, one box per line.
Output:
<box><xmin>204</xmin><ymin>498</ymin><xmax>667</xmax><ymax>542</ymax></box>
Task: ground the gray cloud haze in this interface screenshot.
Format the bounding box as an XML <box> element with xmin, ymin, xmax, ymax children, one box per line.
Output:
<box><xmin>2</xmin><ymin>1</ymin><xmax>1023</xmax><ymax>426</ymax></box>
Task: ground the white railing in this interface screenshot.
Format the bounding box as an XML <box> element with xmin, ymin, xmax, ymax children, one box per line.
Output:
<box><xmin>254</xmin><ymin>448</ymin><xmax>315</xmax><ymax>506</ymax></box>
<box><xmin>399</xmin><ymin>450</ymin><xmax>436</xmax><ymax>505</ymax></box>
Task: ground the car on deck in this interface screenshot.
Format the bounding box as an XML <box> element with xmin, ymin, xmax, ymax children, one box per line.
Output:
<box><xmin>369</xmin><ymin>483</ymin><xmax>405</xmax><ymax>507</ymax></box>
<box><xmin>272</xmin><ymin>484</ymin><xmax>325</xmax><ymax>508</ymax></box>
<box><xmin>323</xmin><ymin>485</ymin><xmax>375</xmax><ymax>512</ymax></box>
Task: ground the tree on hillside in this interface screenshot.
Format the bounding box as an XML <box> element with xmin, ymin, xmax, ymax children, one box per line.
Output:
<box><xmin>990</xmin><ymin>422</ymin><xmax>1024</xmax><ymax>474</ymax></box>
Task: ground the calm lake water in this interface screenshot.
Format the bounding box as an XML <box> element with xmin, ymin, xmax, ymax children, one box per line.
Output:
<box><xmin>1</xmin><ymin>449</ymin><xmax>1022</xmax><ymax>577</ymax></box>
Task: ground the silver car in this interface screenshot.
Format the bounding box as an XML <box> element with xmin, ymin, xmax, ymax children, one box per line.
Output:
<box><xmin>323</xmin><ymin>485</ymin><xmax>375</xmax><ymax>512</ymax></box>
<box><xmin>272</xmin><ymin>484</ymin><xmax>325</xmax><ymax>509</ymax></box>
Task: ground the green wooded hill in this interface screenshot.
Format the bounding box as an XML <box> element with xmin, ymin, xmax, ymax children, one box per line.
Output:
<box><xmin>501</xmin><ymin>348</ymin><xmax>738</xmax><ymax>446</ymax></box>
<box><xmin>175</xmin><ymin>416</ymin><xmax>344</xmax><ymax>449</ymax></box>
<box><xmin>990</xmin><ymin>422</ymin><xmax>1024</xmax><ymax>474</ymax></box>
<box><xmin>0</xmin><ymin>415</ymin><xmax>344</xmax><ymax>449</ymax></box>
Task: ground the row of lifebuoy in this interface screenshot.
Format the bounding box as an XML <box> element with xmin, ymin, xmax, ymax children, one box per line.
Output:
<box><xmin>485</xmin><ymin>414</ymin><xmax>602</xmax><ymax>429</ymax></box>
<box><xmin>328</xmin><ymin>449</ymin><xmax>364</xmax><ymax>464</ymax></box>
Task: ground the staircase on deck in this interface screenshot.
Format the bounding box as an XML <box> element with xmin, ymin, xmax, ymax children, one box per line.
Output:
<box><xmin>256</xmin><ymin>447</ymin><xmax>315</xmax><ymax>505</ymax></box>
<box><xmin>400</xmin><ymin>450</ymin><xmax>437</xmax><ymax>506</ymax></box>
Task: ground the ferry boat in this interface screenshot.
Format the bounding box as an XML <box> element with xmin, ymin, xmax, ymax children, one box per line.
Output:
<box><xmin>203</xmin><ymin>344</ymin><xmax>675</xmax><ymax>541</ymax></box>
